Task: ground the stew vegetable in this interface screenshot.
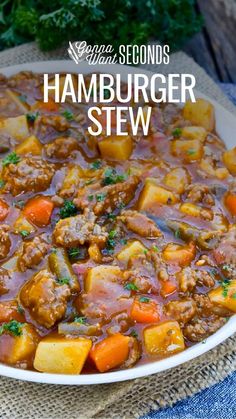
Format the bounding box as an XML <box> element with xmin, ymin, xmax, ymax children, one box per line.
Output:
<box><xmin>0</xmin><ymin>71</ymin><xmax>235</xmax><ymax>374</ymax></box>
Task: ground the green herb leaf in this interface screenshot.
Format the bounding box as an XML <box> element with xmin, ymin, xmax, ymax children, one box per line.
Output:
<box><xmin>90</xmin><ymin>160</ymin><xmax>102</xmax><ymax>170</ymax></box>
<box><xmin>102</xmin><ymin>168</ymin><xmax>127</xmax><ymax>186</ymax></box>
<box><xmin>56</xmin><ymin>277</ymin><xmax>70</xmax><ymax>285</ymax></box>
<box><xmin>61</xmin><ymin>109</ymin><xmax>74</xmax><ymax>120</ymax></box>
<box><xmin>172</xmin><ymin>128</ymin><xmax>182</xmax><ymax>138</ymax></box>
<box><xmin>124</xmin><ymin>282</ymin><xmax>138</xmax><ymax>291</ymax></box>
<box><xmin>0</xmin><ymin>320</ymin><xmax>24</xmax><ymax>337</ymax></box>
<box><xmin>74</xmin><ymin>316</ymin><xmax>87</xmax><ymax>324</ymax></box>
<box><xmin>139</xmin><ymin>297</ymin><xmax>150</xmax><ymax>303</ymax></box>
<box><xmin>20</xmin><ymin>230</ymin><xmax>30</xmax><ymax>238</ymax></box>
<box><xmin>18</xmin><ymin>94</ymin><xmax>27</xmax><ymax>103</ymax></box>
<box><xmin>96</xmin><ymin>193</ymin><xmax>106</xmax><ymax>202</ymax></box>
<box><xmin>59</xmin><ymin>200</ymin><xmax>77</xmax><ymax>219</ymax></box>
<box><xmin>2</xmin><ymin>152</ymin><xmax>20</xmax><ymax>167</ymax></box>
<box><xmin>26</xmin><ymin>111</ymin><xmax>39</xmax><ymax>122</ymax></box>
<box><xmin>130</xmin><ymin>330</ymin><xmax>138</xmax><ymax>338</ymax></box>
<box><xmin>187</xmin><ymin>149</ymin><xmax>196</xmax><ymax>155</ymax></box>
<box><xmin>0</xmin><ymin>180</ymin><xmax>5</xmax><ymax>188</ymax></box>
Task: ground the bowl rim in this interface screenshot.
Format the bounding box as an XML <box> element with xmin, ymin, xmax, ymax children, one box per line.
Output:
<box><xmin>0</xmin><ymin>59</ymin><xmax>235</xmax><ymax>385</ymax></box>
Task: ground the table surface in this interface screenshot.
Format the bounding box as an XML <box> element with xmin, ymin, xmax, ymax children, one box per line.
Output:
<box><xmin>183</xmin><ymin>0</ymin><xmax>236</xmax><ymax>84</ymax></box>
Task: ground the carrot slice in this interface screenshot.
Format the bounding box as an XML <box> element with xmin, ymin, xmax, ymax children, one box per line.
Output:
<box><xmin>130</xmin><ymin>298</ymin><xmax>160</xmax><ymax>323</ymax></box>
<box><xmin>90</xmin><ymin>333</ymin><xmax>130</xmax><ymax>372</ymax></box>
<box><xmin>225</xmin><ymin>193</ymin><xmax>236</xmax><ymax>216</ymax></box>
<box><xmin>0</xmin><ymin>199</ymin><xmax>9</xmax><ymax>221</ymax></box>
<box><xmin>38</xmin><ymin>99</ymin><xmax>59</xmax><ymax>112</ymax></box>
<box><xmin>160</xmin><ymin>280</ymin><xmax>177</xmax><ymax>297</ymax></box>
<box><xmin>24</xmin><ymin>196</ymin><xmax>54</xmax><ymax>227</ymax></box>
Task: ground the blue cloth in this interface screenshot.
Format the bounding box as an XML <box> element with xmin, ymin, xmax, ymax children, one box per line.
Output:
<box><xmin>143</xmin><ymin>83</ymin><xmax>236</xmax><ymax>419</ymax></box>
<box><xmin>143</xmin><ymin>371</ymin><xmax>236</xmax><ymax>419</ymax></box>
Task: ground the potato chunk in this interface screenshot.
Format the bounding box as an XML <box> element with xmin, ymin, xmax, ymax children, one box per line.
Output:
<box><xmin>171</xmin><ymin>139</ymin><xmax>203</xmax><ymax>162</ymax></box>
<box><xmin>85</xmin><ymin>265</ymin><xmax>123</xmax><ymax>292</ymax></box>
<box><xmin>34</xmin><ymin>335</ymin><xmax>92</xmax><ymax>374</ymax></box>
<box><xmin>0</xmin><ymin>323</ymin><xmax>39</xmax><ymax>367</ymax></box>
<box><xmin>163</xmin><ymin>242</ymin><xmax>196</xmax><ymax>267</ymax></box>
<box><xmin>181</xmin><ymin>126</ymin><xmax>207</xmax><ymax>142</ymax></box>
<box><xmin>180</xmin><ymin>203</ymin><xmax>213</xmax><ymax>220</ymax></box>
<box><xmin>98</xmin><ymin>135</ymin><xmax>133</xmax><ymax>160</ymax></box>
<box><xmin>117</xmin><ymin>240</ymin><xmax>146</xmax><ymax>264</ymax></box>
<box><xmin>144</xmin><ymin>320</ymin><xmax>185</xmax><ymax>356</ymax></box>
<box><xmin>209</xmin><ymin>280</ymin><xmax>236</xmax><ymax>312</ymax></box>
<box><xmin>13</xmin><ymin>215</ymin><xmax>36</xmax><ymax>235</ymax></box>
<box><xmin>163</xmin><ymin>168</ymin><xmax>190</xmax><ymax>194</ymax></box>
<box><xmin>223</xmin><ymin>147</ymin><xmax>236</xmax><ymax>175</ymax></box>
<box><xmin>183</xmin><ymin>99</ymin><xmax>215</xmax><ymax>131</ymax></box>
<box><xmin>138</xmin><ymin>179</ymin><xmax>177</xmax><ymax>210</ymax></box>
<box><xmin>15</xmin><ymin>135</ymin><xmax>42</xmax><ymax>156</ymax></box>
<box><xmin>0</xmin><ymin>115</ymin><xmax>29</xmax><ymax>141</ymax></box>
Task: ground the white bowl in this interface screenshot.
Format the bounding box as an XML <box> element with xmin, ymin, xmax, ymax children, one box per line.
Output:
<box><xmin>0</xmin><ymin>60</ymin><xmax>235</xmax><ymax>385</ymax></box>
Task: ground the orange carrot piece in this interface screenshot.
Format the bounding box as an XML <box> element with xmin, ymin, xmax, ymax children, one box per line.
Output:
<box><xmin>90</xmin><ymin>333</ymin><xmax>130</xmax><ymax>372</ymax></box>
<box><xmin>130</xmin><ymin>298</ymin><xmax>160</xmax><ymax>323</ymax></box>
<box><xmin>38</xmin><ymin>99</ymin><xmax>59</xmax><ymax>112</ymax></box>
<box><xmin>225</xmin><ymin>193</ymin><xmax>236</xmax><ymax>216</ymax></box>
<box><xmin>0</xmin><ymin>199</ymin><xmax>9</xmax><ymax>221</ymax></box>
<box><xmin>24</xmin><ymin>196</ymin><xmax>54</xmax><ymax>227</ymax></box>
<box><xmin>160</xmin><ymin>280</ymin><xmax>177</xmax><ymax>297</ymax></box>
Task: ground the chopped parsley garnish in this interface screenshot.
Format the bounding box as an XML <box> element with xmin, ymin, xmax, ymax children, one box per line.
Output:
<box><xmin>222</xmin><ymin>264</ymin><xmax>231</xmax><ymax>272</ymax></box>
<box><xmin>74</xmin><ymin>316</ymin><xmax>87</xmax><ymax>324</ymax></box>
<box><xmin>187</xmin><ymin>149</ymin><xmax>196</xmax><ymax>155</ymax></box>
<box><xmin>0</xmin><ymin>180</ymin><xmax>5</xmax><ymax>188</ymax></box>
<box><xmin>18</xmin><ymin>94</ymin><xmax>27</xmax><ymax>103</ymax></box>
<box><xmin>17</xmin><ymin>304</ymin><xmax>24</xmax><ymax>314</ymax></box>
<box><xmin>117</xmin><ymin>202</ymin><xmax>125</xmax><ymax>210</ymax></box>
<box><xmin>106</xmin><ymin>229</ymin><xmax>118</xmax><ymax>248</ymax></box>
<box><xmin>2</xmin><ymin>152</ymin><xmax>20</xmax><ymax>167</ymax></box>
<box><xmin>68</xmin><ymin>247</ymin><xmax>87</xmax><ymax>260</ymax></box>
<box><xmin>56</xmin><ymin>277</ymin><xmax>70</xmax><ymax>285</ymax></box>
<box><xmin>172</xmin><ymin>128</ymin><xmax>182</xmax><ymax>138</ymax></box>
<box><xmin>124</xmin><ymin>283</ymin><xmax>138</xmax><ymax>291</ymax></box>
<box><xmin>61</xmin><ymin>109</ymin><xmax>74</xmax><ymax>120</ymax></box>
<box><xmin>102</xmin><ymin>167</ymin><xmax>128</xmax><ymax>186</ymax></box>
<box><xmin>152</xmin><ymin>245</ymin><xmax>159</xmax><ymax>252</ymax></box>
<box><xmin>175</xmin><ymin>229</ymin><xmax>181</xmax><ymax>239</ymax></box>
<box><xmin>120</xmin><ymin>238</ymin><xmax>128</xmax><ymax>245</ymax></box>
<box><xmin>20</xmin><ymin>230</ymin><xmax>30</xmax><ymax>238</ymax></box>
<box><xmin>88</xmin><ymin>194</ymin><xmax>94</xmax><ymax>201</ymax></box>
<box><xmin>0</xmin><ymin>320</ymin><xmax>24</xmax><ymax>337</ymax></box>
<box><xmin>14</xmin><ymin>200</ymin><xmax>25</xmax><ymax>209</ymax></box>
<box><xmin>139</xmin><ymin>297</ymin><xmax>150</xmax><ymax>303</ymax></box>
<box><xmin>26</xmin><ymin>111</ymin><xmax>39</xmax><ymax>122</ymax></box>
<box><xmin>96</xmin><ymin>193</ymin><xmax>106</xmax><ymax>202</ymax></box>
<box><xmin>221</xmin><ymin>278</ymin><xmax>231</xmax><ymax>297</ymax></box>
<box><xmin>59</xmin><ymin>200</ymin><xmax>77</xmax><ymax>219</ymax></box>
<box><xmin>143</xmin><ymin>249</ymin><xmax>148</xmax><ymax>255</ymax></box>
<box><xmin>130</xmin><ymin>330</ymin><xmax>138</xmax><ymax>338</ymax></box>
<box><xmin>107</xmin><ymin>213</ymin><xmax>116</xmax><ymax>221</ymax></box>
<box><xmin>90</xmin><ymin>160</ymin><xmax>102</xmax><ymax>170</ymax></box>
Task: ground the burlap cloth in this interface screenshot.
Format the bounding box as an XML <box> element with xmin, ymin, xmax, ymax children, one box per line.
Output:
<box><xmin>0</xmin><ymin>42</ymin><xmax>236</xmax><ymax>419</ymax></box>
